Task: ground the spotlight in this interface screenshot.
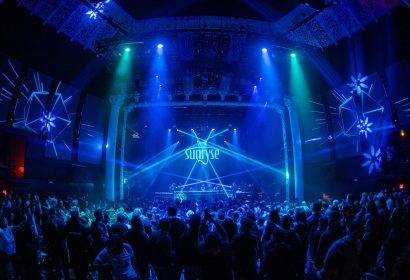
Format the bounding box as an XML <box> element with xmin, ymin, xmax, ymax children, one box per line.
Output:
<box><xmin>157</xmin><ymin>43</ymin><xmax>164</xmax><ymax>49</ymax></box>
<box><xmin>400</xmin><ymin>129</ymin><xmax>405</xmax><ymax>137</ymax></box>
<box><xmin>168</xmin><ymin>128</ymin><xmax>171</xmax><ymax>132</ymax></box>
<box><xmin>191</xmin><ymin>128</ymin><xmax>194</xmax><ymax>131</ymax></box>
<box><xmin>290</xmin><ymin>52</ymin><xmax>296</xmax><ymax>57</ymax></box>
<box><xmin>105</xmin><ymin>144</ymin><xmax>109</xmax><ymax>149</ymax></box>
<box><xmin>254</xmin><ymin>85</ymin><xmax>257</xmax><ymax>88</ymax></box>
<box><xmin>124</xmin><ymin>47</ymin><xmax>131</xmax><ymax>52</ymax></box>
<box><xmin>212</xmin><ymin>128</ymin><xmax>215</xmax><ymax>131</ymax></box>
<box><xmin>261</xmin><ymin>48</ymin><xmax>268</xmax><ymax>53</ymax></box>
<box><xmin>234</xmin><ymin>128</ymin><xmax>237</xmax><ymax>131</ymax></box>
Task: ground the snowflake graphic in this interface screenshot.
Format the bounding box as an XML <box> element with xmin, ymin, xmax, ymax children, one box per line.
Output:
<box><xmin>347</xmin><ymin>73</ymin><xmax>368</xmax><ymax>94</ymax></box>
<box><xmin>41</xmin><ymin>112</ymin><xmax>56</xmax><ymax>132</ymax></box>
<box><xmin>24</xmin><ymin>91</ymin><xmax>71</xmax><ymax>140</ymax></box>
<box><xmin>86</xmin><ymin>0</ymin><xmax>110</xmax><ymax>19</ymax></box>
<box><xmin>362</xmin><ymin>145</ymin><xmax>382</xmax><ymax>175</ymax></box>
<box><xmin>357</xmin><ymin>117</ymin><xmax>373</xmax><ymax>138</ymax></box>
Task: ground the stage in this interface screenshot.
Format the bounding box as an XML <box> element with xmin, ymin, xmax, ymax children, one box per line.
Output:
<box><xmin>153</xmin><ymin>190</ymin><xmax>253</xmax><ymax>201</ymax></box>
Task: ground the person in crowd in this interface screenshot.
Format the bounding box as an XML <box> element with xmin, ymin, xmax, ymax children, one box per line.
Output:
<box><xmin>43</xmin><ymin>207</ymin><xmax>70</xmax><ymax>279</ymax></box>
<box><xmin>94</xmin><ymin>234</ymin><xmax>138</xmax><ymax>280</ymax></box>
<box><xmin>307</xmin><ymin>201</ymin><xmax>323</xmax><ymax>260</ymax></box>
<box><xmin>231</xmin><ymin>217</ymin><xmax>258</xmax><ymax>280</ymax></box>
<box><xmin>14</xmin><ymin>204</ymin><xmax>40</xmax><ymax>280</ymax></box>
<box><xmin>221</xmin><ymin>217</ymin><xmax>238</xmax><ymax>243</ymax></box>
<box><xmin>179</xmin><ymin>214</ymin><xmax>202</xmax><ymax>280</ymax></box>
<box><xmin>66</xmin><ymin>209</ymin><xmax>90</xmax><ymax>279</ymax></box>
<box><xmin>315</xmin><ymin>210</ymin><xmax>344</xmax><ymax>270</ymax></box>
<box><xmin>293</xmin><ymin>209</ymin><xmax>308</xmax><ymax>257</ymax></box>
<box><xmin>376</xmin><ymin>205</ymin><xmax>409</xmax><ymax>279</ymax></box>
<box><xmin>376</xmin><ymin>196</ymin><xmax>390</xmax><ymax>242</ymax></box>
<box><xmin>199</xmin><ymin>211</ymin><xmax>231</xmax><ymax>280</ymax></box>
<box><xmin>111</xmin><ymin>213</ymin><xmax>129</xmax><ymax>236</ymax></box>
<box><xmin>0</xmin><ymin>211</ymin><xmax>27</xmax><ymax>278</ymax></box>
<box><xmin>261</xmin><ymin>209</ymin><xmax>281</xmax><ymax>246</ymax></box>
<box><xmin>123</xmin><ymin>216</ymin><xmax>150</xmax><ymax>280</ymax></box>
<box><xmin>346</xmin><ymin>194</ymin><xmax>360</xmax><ymax>216</ymax></box>
<box><xmin>167</xmin><ymin>206</ymin><xmax>187</xmax><ymax>279</ymax></box>
<box><xmin>360</xmin><ymin>217</ymin><xmax>382</xmax><ymax>272</ymax></box>
<box><xmin>309</xmin><ymin>215</ymin><xmax>328</xmax><ymax>266</ymax></box>
<box><xmin>281</xmin><ymin>214</ymin><xmax>304</xmax><ymax>280</ymax></box>
<box><xmin>260</xmin><ymin>229</ymin><xmax>297</xmax><ymax>280</ymax></box>
<box><xmin>317</xmin><ymin>221</ymin><xmax>364</xmax><ymax>280</ymax></box>
<box><xmin>90</xmin><ymin>209</ymin><xmax>110</xmax><ymax>260</ymax></box>
<box><xmin>364</xmin><ymin>201</ymin><xmax>379</xmax><ymax>223</ymax></box>
<box><xmin>150</xmin><ymin>218</ymin><xmax>175</xmax><ymax>280</ymax></box>
<box><xmin>340</xmin><ymin>204</ymin><xmax>354</xmax><ymax>233</ymax></box>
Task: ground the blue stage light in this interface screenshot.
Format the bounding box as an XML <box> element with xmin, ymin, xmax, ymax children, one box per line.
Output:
<box><xmin>157</xmin><ymin>43</ymin><xmax>164</xmax><ymax>49</ymax></box>
<box><xmin>291</xmin><ymin>52</ymin><xmax>296</xmax><ymax>57</ymax></box>
<box><xmin>124</xmin><ymin>47</ymin><xmax>131</xmax><ymax>52</ymax></box>
<box><xmin>106</xmin><ymin>144</ymin><xmax>109</xmax><ymax>149</ymax></box>
<box><xmin>262</xmin><ymin>48</ymin><xmax>268</xmax><ymax>53</ymax></box>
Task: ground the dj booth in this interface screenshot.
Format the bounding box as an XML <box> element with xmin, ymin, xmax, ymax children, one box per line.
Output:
<box><xmin>174</xmin><ymin>190</ymin><xmax>231</xmax><ymax>201</ymax></box>
<box><xmin>154</xmin><ymin>190</ymin><xmax>251</xmax><ymax>201</ymax></box>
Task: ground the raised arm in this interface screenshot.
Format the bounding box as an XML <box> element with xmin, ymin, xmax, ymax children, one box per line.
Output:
<box><xmin>198</xmin><ymin>211</ymin><xmax>208</xmax><ymax>246</ymax></box>
<box><xmin>204</xmin><ymin>211</ymin><xmax>228</xmax><ymax>243</ymax></box>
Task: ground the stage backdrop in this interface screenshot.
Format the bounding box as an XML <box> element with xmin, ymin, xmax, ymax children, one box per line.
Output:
<box><xmin>124</xmin><ymin>106</ymin><xmax>286</xmax><ymax>198</ymax></box>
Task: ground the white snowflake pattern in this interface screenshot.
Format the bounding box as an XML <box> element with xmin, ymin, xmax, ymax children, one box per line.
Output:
<box><xmin>357</xmin><ymin>117</ymin><xmax>373</xmax><ymax>138</ymax></box>
<box><xmin>86</xmin><ymin>0</ymin><xmax>110</xmax><ymax>19</ymax></box>
<box><xmin>362</xmin><ymin>145</ymin><xmax>382</xmax><ymax>175</ymax></box>
<box><xmin>41</xmin><ymin>112</ymin><xmax>56</xmax><ymax>132</ymax></box>
<box><xmin>347</xmin><ymin>73</ymin><xmax>368</xmax><ymax>94</ymax></box>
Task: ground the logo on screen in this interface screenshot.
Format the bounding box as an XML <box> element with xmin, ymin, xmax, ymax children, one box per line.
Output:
<box><xmin>185</xmin><ymin>142</ymin><xmax>220</xmax><ymax>165</ymax></box>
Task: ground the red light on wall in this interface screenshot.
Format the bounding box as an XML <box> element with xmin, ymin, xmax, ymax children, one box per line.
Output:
<box><xmin>399</xmin><ymin>183</ymin><xmax>404</xmax><ymax>190</ymax></box>
<box><xmin>2</xmin><ymin>190</ymin><xmax>7</xmax><ymax>196</ymax></box>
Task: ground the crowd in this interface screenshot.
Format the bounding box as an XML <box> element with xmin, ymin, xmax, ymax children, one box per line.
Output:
<box><xmin>0</xmin><ymin>186</ymin><xmax>408</xmax><ymax>280</ymax></box>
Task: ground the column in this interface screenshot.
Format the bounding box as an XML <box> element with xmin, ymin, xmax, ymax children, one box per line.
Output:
<box><xmin>274</xmin><ymin>105</ymin><xmax>290</xmax><ymax>202</ymax></box>
<box><xmin>119</xmin><ymin>104</ymin><xmax>134</xmax><ymax>201</ymax></box>
<box><xmin>105</xmin><ymin>95</ymin><xmax>126</xmax><ymax>201</ymax></box>
<box><xmin>284</xmin><ymin>97</ymin><xmax>304</xmax><ymax>201</ymax></box>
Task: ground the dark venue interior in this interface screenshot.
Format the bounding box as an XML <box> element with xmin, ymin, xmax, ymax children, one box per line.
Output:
<box><xmin>0</xmin><ymin>0</ymin><xmax>409</xmax><ymax>279</ymax></box>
